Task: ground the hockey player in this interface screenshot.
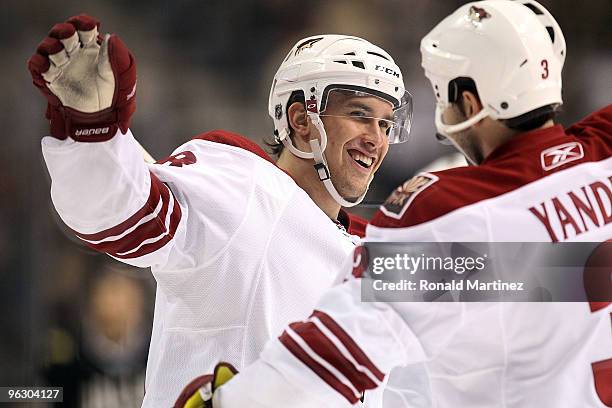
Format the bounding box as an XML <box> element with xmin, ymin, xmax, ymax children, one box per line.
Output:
<box><xmin>27</xmin><ymin>15</ymin><xmax>413</xmax><ymax>407</ymax></box>
<box><xmin>175</xmin><ymin>1</ymin><xmax>612</xmax><ymax>407</ymax></box>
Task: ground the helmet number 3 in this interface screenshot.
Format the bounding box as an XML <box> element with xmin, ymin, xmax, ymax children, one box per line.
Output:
<box><xmin>541</xmin><ymin>59</ymin><xmax>549</xmax><ymax>79</ymax></box>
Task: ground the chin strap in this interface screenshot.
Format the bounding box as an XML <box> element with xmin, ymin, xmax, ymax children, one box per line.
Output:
<box><xmin>277</xmin><ymin>121</ymin><xmax>328</xmax><ymax>160</ymax></box>
<box><xmin>309</xmin><ymin>138</ymin><xmax>369</xmax><ymax>208</ymax></box>
<box><xmin>277</xmin><ymin>113</ymin><xmax>369</xmax><ymax>208</ymax></box>
<box><xmin>434</xmin><ymin>103</ymin><xmax>488</xmax><ymax>166</ymax></box>
<box><xmin>308</xmin><ymin>114</ymin><xmax>369</xmax><ymax>208</ymax></box>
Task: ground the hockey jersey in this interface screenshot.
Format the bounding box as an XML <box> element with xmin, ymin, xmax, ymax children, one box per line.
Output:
<box><xmin>41</xmin><ymin>129</ymin><xmax>366</xmax><ymax>407</ymax></box>
<box><xmin>215</xmin><ymin>105</ymin><xmax>612</xmax><ymax>407</ymax></box>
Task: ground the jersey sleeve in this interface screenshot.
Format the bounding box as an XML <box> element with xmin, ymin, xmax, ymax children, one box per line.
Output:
<box><xmin>565</xmin><ymin>104</ymin><xmax>612</xmax><ymax>161</ymax></box>
<box><xmin>215</xmin><ymin>255</ymin><xmax>463</xmax><ymax>407</ymax></box>
<box><xmin>41</xmin><ymin>129</ymin><xmax>250</xmax><ymax>272</ymax></box>
<box><xmin>565</xmin><ymin>104</ymin><xmax>612</xmax><ymax>143</ymax></box>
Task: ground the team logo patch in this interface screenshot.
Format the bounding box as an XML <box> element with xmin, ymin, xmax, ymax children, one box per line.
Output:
<box><xmin>274</xmin><ymin>103</ymin><xmax>283</xmax><ymax>120</ymax></box>
<box><xmin>540</xmin><ymin>142</ymin><xmax>584</xmax><ymax>171</ymax></box>
<box><xmin>468</xmin><ymin>6</ymin><xmax>491</xmax><ymax>24</ymax></box>
<box><xmin>294</xmin><ymin>37</ymin><xmax>323</xmax><ymax>55</ymax></box>
<box><xmin>380</xmin><ymin>173</ymin><xmax>438</xmax><ymax>219</ymax></box>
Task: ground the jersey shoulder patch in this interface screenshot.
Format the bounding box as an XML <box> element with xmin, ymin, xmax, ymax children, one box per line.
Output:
<box><xmin>379</xmin><ymin>173</ymin><xmax>438</xmax><ymax>220</ymax></box>
<box><xmin>371</xmin><ymin>166</ymin><xmax>484</xmax><ymax>228</ymax></box>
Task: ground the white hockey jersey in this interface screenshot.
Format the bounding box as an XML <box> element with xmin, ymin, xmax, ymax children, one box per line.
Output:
<box><xmin>215</xmin><ymin>105</ymin><xmax>612</xmax><ymax>407</ymax></box>
<box><xmin>41</xmin><ymin>128</ymin><xmax>367</xmax><ymax>407</ymax></box>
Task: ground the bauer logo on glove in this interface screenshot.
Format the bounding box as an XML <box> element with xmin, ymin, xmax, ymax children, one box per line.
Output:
<box><xmin>27</xmin><ymin>14</ymin><xmax>136</xmax><ymax>141</ymax></box>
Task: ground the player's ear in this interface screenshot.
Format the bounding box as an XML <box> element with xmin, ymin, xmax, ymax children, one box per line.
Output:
<box><xmin>287</xmin><ymin>102</ymin><xmax>312</xmax><ymax>149</ymax></box>
<box><xmin>461</xmin><ymin>90</ymin><xmax>483</xmax><ymax>120</ymax></box>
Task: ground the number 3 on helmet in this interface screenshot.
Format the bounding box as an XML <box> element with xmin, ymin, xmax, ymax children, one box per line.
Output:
<box><xmin>420</xmin><ymin>0</ymin><xmax>566</xmax><ymax>137</ymax></box>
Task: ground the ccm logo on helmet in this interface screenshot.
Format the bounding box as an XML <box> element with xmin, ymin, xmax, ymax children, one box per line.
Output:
<box><xmin>375</xmin><ymin>65</ymin><xmax>400</xmax><ymax>78</ymax></box>
<box><xmin>75</xmin><ymin>127</ymin><xmax>110</xmax><ymax>136</ymax></box>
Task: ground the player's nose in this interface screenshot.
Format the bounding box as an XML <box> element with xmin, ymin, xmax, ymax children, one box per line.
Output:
<box><xmin>362</xmin><ymin>119</ymin><xmax>387</xmax><ymax>149</ymax></box>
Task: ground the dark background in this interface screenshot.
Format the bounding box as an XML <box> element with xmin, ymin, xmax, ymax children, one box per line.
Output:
<box><xmin>1</xmin><ymin>0</ymin><xmax>610</xmax><ymax>405</ymax></box>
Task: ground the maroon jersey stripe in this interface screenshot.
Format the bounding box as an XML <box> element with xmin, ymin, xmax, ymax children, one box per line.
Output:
<box><xmin>112</xmin><ymin>195</ymin><xmax>181</xmax><ymax>259</ymax></box>
<box><xmin>312</xmin><ymin>310</ymin><xmax>385</xmax><ymax>381</ymax></box>
<box><xmin>83</xmin><ymin>180</ymin><xmax>171</xmax><ymax>254</ymax></box>
<box><xmin>73</xmin><ymin>172</ymin><xmax>182</xmax><ymax>258</ymax></box>
<box><xmin>279</xmin><ymin>331</ymin><xmax>359</xmax><ymax>404</ymax></box>
<box><xmin>289</xmin><ymin>321</ymin><xmax>377</xmax><ymax>391</ymax></box>
<box><xmin>73</xmin><ymin>172</ymin><xmax>164</xmax><ymax>241</ymax></box>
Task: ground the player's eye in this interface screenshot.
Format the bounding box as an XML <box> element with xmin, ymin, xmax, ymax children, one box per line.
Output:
<box><xmin>379</xmin><ymin>120</ymin><xmax>395</xmax><ymax>136</ymax></box>
<box><xmin>349</xmin><ymin>110</ymin><xmax>369</xmax><ymax>120</ymax></box>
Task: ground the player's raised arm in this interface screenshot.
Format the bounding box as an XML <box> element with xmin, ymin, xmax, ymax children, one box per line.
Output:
<box><xmin>27</xmin><ymin>15</ymin><xmax>188</xmax><ymax>270</ymax></box>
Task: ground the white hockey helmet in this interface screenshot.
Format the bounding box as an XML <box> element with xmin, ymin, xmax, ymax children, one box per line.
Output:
<box><xmin>420</xmin><ymin>0</ymin><xmax>566</xmax><ymax>137</ymax></box>
<box><xmin>269</xmin><ymin>35</ymin><xmax>412</xmax><ymax>207</ymax></box>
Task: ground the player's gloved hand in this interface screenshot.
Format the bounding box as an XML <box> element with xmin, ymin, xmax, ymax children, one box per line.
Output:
<box><xmin>27</xmin><ymin>14</ymin><xmax>136</xmax><ymax>142</ymax></box>
<box><xmin>174</xmin><ymin>362</ymin><xmax>238</xmax><ymax>408</ymax></box>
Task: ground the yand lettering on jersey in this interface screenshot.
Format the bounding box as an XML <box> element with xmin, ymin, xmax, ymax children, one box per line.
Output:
<box><xmin>529</xmin><ymin>175</ymin><xmax>612</xmax><ymax>242</ymax></box>
<box><xmin>379</xmin><ymin>173</ymin><xmax>438</xmax><ymax>220</ymax></box>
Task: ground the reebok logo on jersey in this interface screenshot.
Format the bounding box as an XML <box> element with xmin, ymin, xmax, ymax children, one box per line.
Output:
<box><xmin>540</xmin><ymin>142</ymin><xmax>584</xmax><ymax>171</ymax></box>
<box><xmin>380</xmin><ymin>173</ymin><xmax>438</xmax><ymax>219</ymax></box>
<box><xmin>74</xmin><ymin>127</ymin><xmax>110</xmax><ymax>136</ymax></box>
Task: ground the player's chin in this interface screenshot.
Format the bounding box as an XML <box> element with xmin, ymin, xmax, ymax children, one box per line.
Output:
<box><xmin>340</xmin><ymin>181</ymin><xmax>369</xmax><ymax>201</ymax></box>
<box><xmin>332</xmin><ymin>169</ymin><xmax>370</xmax><ymax>198</ymax></box>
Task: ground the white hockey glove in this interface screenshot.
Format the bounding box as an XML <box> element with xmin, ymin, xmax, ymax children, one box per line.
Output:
<box><xmin>28</xmin><ymin>14</ymin><xmax>136</xmax><ymax>141</ymax></box>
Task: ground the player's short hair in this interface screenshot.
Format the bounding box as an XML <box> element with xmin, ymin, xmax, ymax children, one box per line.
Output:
<box><xmin>451</xmin><ymin>77</ymin><xmax>559</xmax><ymax>132</ymax></box>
